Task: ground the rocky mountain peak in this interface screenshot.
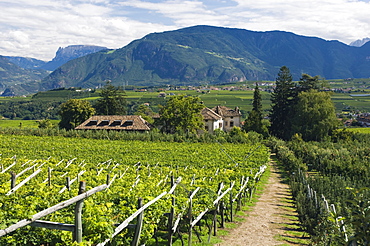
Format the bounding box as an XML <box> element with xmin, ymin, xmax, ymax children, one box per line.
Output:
<box><xmin>42</xmin><ymin>45</ymin><xmax>108</xmax><ymax>71</ymax></box>
<box><xmin>349</xmin><ymin>37</ymin><xmax>370</xmax><ymax>47</ymax></box>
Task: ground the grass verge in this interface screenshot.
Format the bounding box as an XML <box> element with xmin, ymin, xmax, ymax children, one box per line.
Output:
<box><xmin>271</xmin><ymin>156</ymin><xmax>311</xmax><ymax>245</ymax></box>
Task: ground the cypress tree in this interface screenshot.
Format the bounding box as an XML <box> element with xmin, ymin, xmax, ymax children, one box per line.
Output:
<box><xmin>244</xmin><ymin>83</ymin><xmax>263</xmax><ymax>134</ymax></box>
<box><xmin>270</xmin><ymin>66</ymin><xmax>296</xmax><ymax>140</ymax></box>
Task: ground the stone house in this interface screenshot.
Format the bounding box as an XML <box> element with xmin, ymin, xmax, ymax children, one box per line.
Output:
<box><xmin>201</xmin><ymin>105</ymin><xmax>242</xmax><ymax>133</ymax></box>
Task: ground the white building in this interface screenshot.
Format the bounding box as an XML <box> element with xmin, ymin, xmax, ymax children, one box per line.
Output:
<box><xmin>201</xmin><ymin>106</ymin><xmax>242</xmax><ymax>133</ymax></box>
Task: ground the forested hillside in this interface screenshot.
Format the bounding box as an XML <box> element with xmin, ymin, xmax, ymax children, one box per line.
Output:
<box><xmin>39</xmin><ymin>25</ymin><xmax>370</xmax><ymax>91</ymax></box>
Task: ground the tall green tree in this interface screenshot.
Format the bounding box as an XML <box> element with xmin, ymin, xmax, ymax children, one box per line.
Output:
<box><xmin>270</xmin><ymin>66</ymin><xmax>296</xmax><ymax>140</ymax></box>
<box><xmin>244</xmin><ymin>83</ymin><xmax>266</xmax><ymax>135</ymax></box>
<box><xmin>298</xmin><ymin>74</ymin><xmax>323</xmax><ymax>92</ymax></box>
<box><xmin>94</xmin><ymin>81</ymin><xmax>127</xmax><ymax>115</ymax></box>
<box><xmin>158</xmin><ymin>95</ymin><xmax>204</xmax><ymax>134</ymax></box>
<box><xmin>292</xmin><ymin>89</ymin><xmax>339</xmax><ymax>141</ymax></box>
<box><xmin>58</xmin><ymin>99</ymin><xmax>95</xmax><ymax>130</ymax></box>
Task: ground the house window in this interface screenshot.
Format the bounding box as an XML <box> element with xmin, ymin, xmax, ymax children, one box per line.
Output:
<box><xmin>230</xmin><ymin>121</ymin><xmax>234</xmax><ymax>127</ymax></box>
<box><xmin>219</xmin><ymin>122</ymin><xmax>223</xmax><ymax>129</ymax></box>
<box><xmin>205</xmin><ymin>126</ymin><xmax>209</xmax><ymax>131</ymax></box>
<box><xmin>205</xmin><ymin>119</ymin><xmax>208</xmax><ymax>122</ymax></box>
<box><xmin>225</xmin><ymin>121</ymin><xmax>228</xmax><ymax>126</ymax></box>
<box><xmin>231</xmin><ymin>117</ymin><xmax>234</xmax><ymax>119</ymax></box>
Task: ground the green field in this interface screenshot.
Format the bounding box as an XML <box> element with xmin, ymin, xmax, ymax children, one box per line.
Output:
<box><xmin>120</xmin><ymin>90</ymin><xmax>270</xmax><ymax>114</ymax></box>
<box><xmin>2</xmin><ymin>83</ymin><xmax>370</xmax><ymax>122</ymax></box>
<box><xmin>346</xmin><ymin>127</ymin><xmax>370</xmax><ymax>133</ymax></box>
<box><xmin>0</xmin><ymin>119</ymin><xmax>59</xmax><ymax>128</ymax></box>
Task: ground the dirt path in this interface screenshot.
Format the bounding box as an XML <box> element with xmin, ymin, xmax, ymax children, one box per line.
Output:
<box><xmin>216</xmin><ymin>160</ymin><xmax>307</xmax><ymax>246</ymax></box>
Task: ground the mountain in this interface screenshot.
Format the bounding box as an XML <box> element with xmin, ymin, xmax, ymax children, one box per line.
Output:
<box><xmin>5</xmin><ymin>45</ymin><xmax>108</xmax><ymax>72</ymax></box>
<box><xmin>0</xmin><ymin>56</ymin><xmax>50</xmax><ymax>95</ymax></box>
<box><xmin>41</xmin><ymin>45</ymin><xmax>108</xmax><ymax>71</ymax></box>
<box><xmin>39</xmin><ymin>25</ymin><xmax>370</xmax><ymax>91</ymax></box>
<box><xmin>0</xmin><ymin>45</ymin><xmax>108</xmax><ymax>95</ymax></box>
<box><xmin>350</xmin><ymin>38</ymin><xmax>370</xmax><ymax>47</ymax></box>
<box><xmin>4</xmin><ymin>56</ymin><xmax>47</xmax><ymax>69</ymax></box>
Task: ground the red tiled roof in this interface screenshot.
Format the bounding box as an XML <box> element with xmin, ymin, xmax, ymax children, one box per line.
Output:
<box><xmin>201</xmin><ymin>107</ymin><xmax>222</xmax><ymax>120</ymax></box>
<box><xmin>211</xmin><ymin>105</ymin><xmax>241</xmax><ymax>117</ymax></box>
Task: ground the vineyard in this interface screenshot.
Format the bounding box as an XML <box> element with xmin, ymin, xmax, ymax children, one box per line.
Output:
<box><xmin>0</xmin><ymin>135</ymin><xmax>270</xmax><ymax>245</ymax></box>
<box><xmin>269</xmin><ymin>132</ymin><xmax>370</xmax><ymax>245</ymax></box>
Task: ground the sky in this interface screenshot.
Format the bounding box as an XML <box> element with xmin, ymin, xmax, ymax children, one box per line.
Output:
<box><xmin>1</xmin><ymin>0</ymin><xmax>370</xmax><ymax>61</ymax></box>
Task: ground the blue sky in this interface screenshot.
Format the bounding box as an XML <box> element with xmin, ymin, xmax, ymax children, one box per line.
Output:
<box><xmin>1</xmin><ymin>0</ymin><xmax>370</xmax><ymax>60</ymax></box>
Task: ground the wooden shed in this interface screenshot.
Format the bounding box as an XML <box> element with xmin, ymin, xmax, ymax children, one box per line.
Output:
<box><xmin>75</xmin><ymin>115</ymin><xmax>152</xmax><ymax>131</ymax></box>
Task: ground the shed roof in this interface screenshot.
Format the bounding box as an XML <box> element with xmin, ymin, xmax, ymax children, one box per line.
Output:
<box><xmin>75</xmin><ymin>115</ymin><xmax>151</xmax><ymax>131</ymax></box>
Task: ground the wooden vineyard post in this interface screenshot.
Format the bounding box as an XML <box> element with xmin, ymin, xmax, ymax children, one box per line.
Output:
<box><xmin>48</xmin><ymin>167</ymin><xmax>52</xmax><ymax>186</ymax></box>
<box><xmin>106</xmin><ymin>174</ymin><xmax>110</xmax><ymax>186</ymax></box>
<box><xmin>237</xmin><ymin>195</ymin><xmax>242</xmax><ymax>213</ymax></box>
<box><xmin>131</xmin><ymin>198</ymin><xmax>144</xmax><ymax>246</ymax></box>
<box><xmin>220</xmin><ymin>201</ymin><xmax>225</xmax><ymax>228</ymax></box>
<box><xmin>213</xmin><ymin>184</ymin><xmax>222</xmax><ymax>237</ymax></box>
<box><xmin>244</xmin><ymin>188</ymin><xmax>248</xmax><ymax>206</ymax></box>
<box><xmin>188</xmin><ymin>192</ymin><xmax>193</xmax><ymax>246</ymax></box>
<box><xmin>168</xmin><ymin>176</ymin><xmax>175</xmax><ymax>246</ymax></box>
<box><xmin>10</xmin><ymin>172</ymin><xmax>16</xmax><ymax>189</ymax></box>
<box><xmin>66</xmin><ymin>177</ymin><xmax>70</xmax><ymax>191</ymax></box>
<box><xmin>213</xmin><ymin>207</ymin><xmax>217</xmax><ymax>237</ymax></box>
<box><xmin>208</xmin><ymin>183</ymin><xmax>222</xmax><ymax>243</ymax></box>
<box><xmin>249</xmin><ymin>185</ymin><xmax>253</xmax><ymax>202</ymax></box>
<box><xmin>229</xmin><ymin>182</ymin><xmax>233</xmax><ymax>222</ymax></box>
<box><xmin>74</xmin><ymin>181</ymin><xmax>86</xmax><ymax>243</ymax></box>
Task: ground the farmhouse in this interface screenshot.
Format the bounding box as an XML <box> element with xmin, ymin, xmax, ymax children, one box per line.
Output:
<box><xmin>75</xmin><ymin>115</ymin><xmax>152</xmax><ymax>131</ymax></box>
<box><xmin>201</xmin><ymin>105</ymin><xmax>242</xmax><ymax>133</ymax></box>
<box><xmin>201</xmin><ymin>107</ymin><xmax>223</xmax><ymax>133</ymax></box>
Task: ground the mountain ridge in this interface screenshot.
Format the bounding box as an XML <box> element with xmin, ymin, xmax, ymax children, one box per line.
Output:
<box><xmin>41</xmin><ymin>45</ymin><xmax>108</xmax><ymax>71</ymax></box>
<box><xmin>350</xmin><ymin>37</ymin><xmax>370</xmax><ymax>47</ymax></box>
<box><xmin>1</xmin><ymin>45</ymin><xmax>108</xmax><ymax>95</ymax></box>
<box><xmin>0</xmin><ymin>55</ymin><xmax>50</xmax><ymax>96</ymax></box>
<box><xmin>40</xmin><ymin>25</ymin><xmax>370</xmax><ymax>91</ymax></box>
<box><xmin>3</xmin><ymin>25</ymin><xmax>370</xmax><ymax>95</ymax></box>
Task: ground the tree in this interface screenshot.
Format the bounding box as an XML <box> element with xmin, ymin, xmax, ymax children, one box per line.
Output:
<box><xmin>135</xmin><ymin>104</ymin><xmax>155</xmax><ymax>124</ymax></box>
<box><xmin>292</xmin><ymin>89</ymin><xmax>339</xmax><ymax>141</ymax></box>
<box><xmin>244</xmin><ymin>83</ymin><xmax>267</xmax><ymax>135</ymax></box>
<box><xmin>38</xmin><ymin>119</ymin><xmax>54</xmax><ymax>129</ymax></box>
<box><xmin>270</xmin><ymin>66</ymin><xmax>296</xmax><ymax>140</ymax></box>
<box><xmin>158</xmin><ymin>95</ymin><xmax>204</xmax><ymax>134</ymax></box>
<box><xmin>59</xmin><ymin>99</ymin><xmax>95</xmax><ymax>130</ymax></box>
<box><xmin>297</xmin><ymin>73</ymin><xmax>324</xmax><ymax>92</ymax></box>
<box><xmin>94</xmin><ymin>81</ymin><xmax>127</xmax><ymax>115</ymax></box>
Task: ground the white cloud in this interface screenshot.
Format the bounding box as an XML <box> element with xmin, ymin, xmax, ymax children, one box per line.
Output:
<box><xmin>226</xmin><ymin>0</ymin><xmax>370</xmax><ymax>43</ymax></box>
<box><xmin>0</xmin><ymin>0</ymin><xmax>172</xmax><ymax>60</ymax></box>
<box><xmin>0</xmin><ymin>0</ymin><xmax>370</xmax><ymax>60</ymax></box>
<box><xmin>119</xmin><ymin>0</ymin><xmax>229</xmax><ymax>26</ymax></box>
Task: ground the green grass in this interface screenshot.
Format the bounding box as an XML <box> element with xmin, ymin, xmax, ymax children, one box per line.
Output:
<box><xmin>0</xmin><ymin>119</ymin><xmax>59</xmax><ymax>128</ymax></box>
<box><xmin>347</xmin><ymin>127</ymin><xmax>370</xmax><ymax>133</ymax></box>
<box><xmin>271</xmin><ymin>156</ymin><xmax>311</xmax><ymax>245</ymax></box>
